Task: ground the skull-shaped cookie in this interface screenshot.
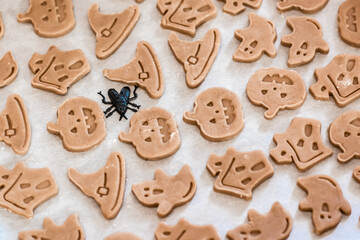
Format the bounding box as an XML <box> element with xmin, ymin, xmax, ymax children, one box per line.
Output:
<box><xmin>247</xmin><ymin>68</ymin><xmax>306</xmax><ymax>119</ymax></box>
<box><xmin>132</xmin><ymin>165</ymin><xmax>196</xmax><ymax>218</ymax></box>
<box><xmin>233</xmin><ymin>13</ymin><xmax>276</xmax><ymax>63</ymax></box>
<box><xmin>68</xmin><ymin>152</ymin><xmax>126</xmax><ymax>219</ymax></box>
<box><xmin>329</xmin><ymin>111</ymin><xmax>360</xmax><ymax>163</ymax></box>
<box><xmin>226</xmin><ymin>202</ymin><xmax>293</xmax><ymax>240</ymax></box>
<box><xmin>119</xmin><ymin>107</ymin><xmax>181</xmax><ymax>160</ymax></box>
<box><xmin>88</xmin><ymin>4</ymin><xmax>140</xmax><ymax>59</ymax></box>
<box><xmin>338</xmin><ymin>0</ymin><xmax>360</xmax><ymax>47</ymax></box>
<box><xmin>18</xmin><ymin>214</ymin><xmax>84</xmax><ymax>240</ymax></box>
<box><xmin>297</xmin><ymin>175</ymin><xmax>351</xmax><ymax>235</ymax></box>
<box><xmin>0</xmin><ymin>162</ymin><xmax>58</xmax><ymax>218</ymax></box>
<box><xmin>0</xmin><ymin>12</ymin><xmax>4</xmax><ymax>39</ymax></box>
<box><xmin>47</xmin><ymin>96</ymin><xmax>106</xmax><ymax>152</ymax></box>
<box><xmin>157</xmin><ymin>0</ymin><xmax>217</xmax><ymax>37</ymax></box>
<box><xmin>277</xmin><ymin>0</ymin><xmax>329</xmax><ymax>13</ymax></box>
<box><xmin>310</xmin><ymin>55</ymin><xmax>360</xmax><ymax>107</ymax></box>
<box><xmin>0</xmin><ymin>94</ymin><xmax>31</xmax><ymax>155</ymax></box>
<box><xmin>104</xmin><ymin>41</ymin><xmax>164</xmax><ymax>99</ymax></box>
<box><xmin>219</xmin><ymin>0</ymin><xmax>263</xmax><ymax>16</ymax></box>
<box><xmin>29</xmin><ymin>46</ymin><xmax>91</xmax><ymax>95</ymax></box>
<box><xmin>104</xmin><ymin>233</ymin><xmax>141</xmax><ymax>240</ymax></box>
<box><xmin>184</xmin><ymin>87</ymin><xmax>244</xmax><ymax>141</ymax></box>
<box><xmin>270</xmin><ymin>118</ymin><xmax>332</xmax><ymax>171</ymax></box>
<box><xmin>281</xmin><ymin>17</ymin><xmax>329</xmax><ymax>67</ymax></box>
<box><xmin>155</xmin><ymin>218</ymin><xmax>221</xmax><ymax>240</ymax></box>
<box><xmin>207</xmin><ymin>147</ymin><xmax>274</xmax><ymax>200</ymax></box>
<box><xmin>17</xmin><ymin>0</ymin><xmax>75</xmax><ymax>38</ymax></box>
<box><xmin>0</xmin><ymin>51</ymin><xmax>18</xmax><ymax>88</ymax></box>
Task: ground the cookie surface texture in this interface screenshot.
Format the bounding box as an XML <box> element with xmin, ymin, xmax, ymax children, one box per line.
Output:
<box><xmin>104</xmin><ymin>232</ymin><xmax>142</xmax><ymax>240</ymax></box>
<box><xmin>88</xmin><ymin>4</ymin><xmax>140</xmax><ymax>59</ymax></box>
<box><xmin>17</xmin><ymin>0</ymin><xmax>75</xmax><ymax>38</ymax></box>
<box><xmin>168</xmin><ymin>28</ymin><xmax>221</xmax><ymax>88</ymax></box>
<box><xmin>219</xmin><ymin>0</ymin><xmax>263</xmax><ymax>15</ymax></box>
<box><xmin>352</xmin><ymin>166</ymin><xmax>360</xmax><ymax>183</ymax></box>
<box><xmin>29</xmin><ymin>46</ymin><xmax>90</xmax><ymax>95</ymax></box>
<box><xmin>310</xmin><ymin>54</ymin><xmax>360</xmax><ymax>107</ymax></box>
<box><xmin>270</xmin><ymin>117</ymin><xmax>332</xmax><ymax>171</ymax></box>
<box><xmin>132</xmin><ymin>165</ymin><xmax>196</xmax><ymax>217</ymax></box>
<box><xmin>277</xmin><ymin>0</ymin><xmax>329</xmax><ymax>13</ymax></box>
<box><xmin>119</xmin><ymin>107</ymin><xmax>180</xmax><ymax>160</ymax></box>
<box><xmin>155</xmin><ymin>218</ymin><xmax>220</xmax><ymax>240</ymax></box>
<box><xmin>338</xmin><ymin>0</ymin><xmax>360</xmax><ymax>47</ymax></box>
<box><xmin>47</xmin><ymin>96</ymin><xmax>106</xmax><ymax>152</ymax></box>
<box><xmin>184</xmin><ymin>87</ymin><xmax>244</xmax><ymax>141</ymax></box>
<box><xmin>0</xmin><ymin>12</ymin><xmax>4</xmax><ymax>39</ymax></box>
<box><xmin>68</xmin><ymin>152</ymin><xmax>126</xmax><ymax>219</ymax></box>
<box><xmin>207</xmin><ymin>147</ymin><xmax>274</xmax><ymax>200</ymax></box>
<box><xmin>0</xmin><ymin>51</ymin><xmax>18</xmax><ymax>88</ymax></box>
<box><xmin>297</xmin><ymin>175</ymin><xmax>351</xmax><ymax>235</ymax></box>
<box><xmin>247</xmin><ymin>68</ymin><xmax>306</xmax><ymax>119</ymax></box>
<box><xmin>233</xmin><ymin>13</ymin><xmax>276</xmax><ymax>63</ymax></box>
<box><xmin>0</xmin><ymin>94</ymin><xmax>31</xmax><ymax>155</ymax></box>
<box><xmin>157</xmin><ymin>0</ymin><xmax>217</xmax><ymax>37</ymax></box>
<box><xmin>281</xmin><ymin>16</ymin><xmax>329</xmax><ymax>67</ymax></box>
<box><xmin>18</xmin><ymin>214</ymin><xmax>84</xmax><ymax>240</ymax></box>
<box><xmin>103</xmin><ymin>41</ymin><xmax>164</xmax><ymax>99</ymax></box>
<box><xmin>0</xmin><ymin>162</ymin><xmax>58</xmax><ymax>218</ymax></box>
<box><xmin>226</xmin><ymin>202</ymin><xmax>292</xmax><ymax>240</ymax></box>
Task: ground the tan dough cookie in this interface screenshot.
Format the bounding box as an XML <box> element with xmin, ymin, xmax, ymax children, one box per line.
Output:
<box><xmin>297</xmin><ymin>175</ymin><xmax>351</xmax><ymax>235</ymax></box>
<box><xmin>329</xmin><ymin>110</ymin><xmax>360</xmax><ymax>163</ymax></box>
<box><xmin>0</xmin><ymin>94</ymin><xmax>31</xmax><ymax>155</ymax></box>
<box><xmin>29</xmin><ymin>46</ymin><xmax>91</xmax><ymax>95</ymax></box>
<box><xmin>119</xmin><ymin>107</ymin><xmax>181</xmax><ymax>160</ymax></box>
<box><xmin>18</xmin><ymin>214</ymin><xmax>84</xmax><ymax>240</ymax></box>
<box><xmin>0</xmin><ymin>12</ymin><xmax>4</xmax><ymax>39</ymax></box>
<box><xmin>233</xmin><ymin>13</ymin><xmax>276</xmax><ymax>63</ymax></box>
<box><xmin>68</xmin><ymin>152</ymin><xmax>126</xmax><ymax>219</ymax></box>
<box><xmin>310</xmin><ymin>54</ymin><xmax>360</xmax><ymax>107</ymax></box>
<box><xmin>132</xmin><ymin>165</ymin><xmax>196</xmax><ymax>217</ymax></box>
<box><xmin>88</xmin><ymin>4</ymin><xmax>140</xmax><ymax>60</ymax></box>
<box><xmin>0</xmin><ymin>51</ymin><xmax>18</xmax><ymax>88</ymax></box>
<box><xmin>47</xmin><ymin>96</ymin><xmax>106</xmax><ymax>152</ymax></box>
<box><xmin>207</xmin><ymin>147</ymin><xmax>274</xmax><ymax>200</ymax></box>
<box><xmin>0</xmin><ymin>162</ymin><xmax>58</xmax><ymax>218</ymax></box>
<box><xmin>277</xmin><ymin>0</ymin><xmax>329</xmax><ymax>13</ymax></box>
<box><xmin>104</xmin><ymin>232</ymin><xmax>141</xmax><ymax>240</ymax></box>
<box><xmin>227</xmin><ymin>202</ymin><xmax>292</xmax><ymax>240</ymax></box>
<box><xmin>270</xmin><ymin>117</ymin><xmax>332</xmax><ymax>171</ymax></box>
<box><xmin>281</xmin><ymin>16</ymin><xmax>329</xmax><ymax>67</ymax></box>
<box><xmin>17</xmin><ymin>0</ymin><xmax>75</xmax><ymax>38</ymax></box>
<box><xmin>219</xmin><ymin>0</ymin><xmax>263</xmax><ymax>16</ymax></box>
<box><xmin>155</xmin><ymin>218</ymin><xmax>221</xmax><ymax>240</ymax></box>
<box><xmin>157</xmin><ymin>0</ymin><xmax>217</xmax><ymax>37</ymax></box>
<box><xmin>353</xmin><ymin>166</ymin><xmax>360</xmax><ymax>183</ymax></box>
<box><xmin>104</xmin><ymin>41</ymin><xmax>164</xmax><ymax>99</ymax></box>
<box><xmin>247</xmin><ymin>68</ymin><xmax>306</xmax><ymax>119</ymax></box>
<box><xmin>168</xmin><ymin>28</ymin><xmax>221</xmax><ymax>88</ymax></box>
<box><xmin>184</xmin><ymin>87</ymin><xmax>244</xmax><ymax>141</ymax></box>
<box><xmin>338</xmin><ymin>0</ymin><xmax>360</xmax><ymax>47</ymax></box>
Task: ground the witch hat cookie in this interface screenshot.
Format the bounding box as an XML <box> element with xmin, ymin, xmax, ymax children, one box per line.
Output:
<box><xmin>0</xmin><ymin>51</ymin><xmax>18</xmax><ymax>88</ymax></box>
<box><xmin>88</xmin><ymin>4</ymin><xmax>140</xmax><ymax>59</ymax></box>
<box><xmin>68</xmin><ymin>152</ymin><xmax>126</xmax><ymax>219</ymax></box>
<box><xmin>104</xmin><ymin>41</ymin><xmax>164</xmax><ymax>99</ymax></box>
<box><xmin>168</xmin><ymin>28</ymin><xmax>221</xmax><ymax>88</ymax></box>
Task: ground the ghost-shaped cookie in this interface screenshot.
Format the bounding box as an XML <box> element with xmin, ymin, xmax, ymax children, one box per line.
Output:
<box><xmin>157</xmin><ymin>0</ymin><xmax>217</xmax><ymax>37</ymax></box>
<box><xmin>227</xmin><ymin>202</ymin><xmax>292</xmax><ymax>240</ymax></box>
<box><xmin>119</xmin><ymin>107</ymin><xmax>181</xmax><ymax>160</ymax></box>
<box><xmin>104</xmin><ymin>233</ymin><xmax>141</xmax><ymax>240</ymax></box>
<box><xmin>155</xmin><ymin>218</ymin><xmax>221</xmax><ymax>240</ymax></box>
<box><xmin>247</xmin><ymin>68</ymin><xmax>306</xmax><ymax>119</ymax></box>
<box><xmin>17</xmin><ymin>0</ymin><xmax>75</xmax><ymax>38</ymax></box>
<box><xmin>310</xmin><ymin>54</ymin><xmax>360</xmax><ymax>107</ymax></box>
<box><xmin>329</xmin><ymin>111</ymin><xmax>360</xmax><ymax>163</ymax></box>
<box><xmin>132</xmin><ymin>165</ymin><xmax>196</xmax><ymax>218</ymax></box>
<box><xmin>88</xmin><ymin>4</ymin><xmax>140</xmax><ymax>59</ymax></box>
<box><xmin>297</xmin><ymin>175</ymin><xmax>351</xmax><ymax>235</ymax></box>
<box><xmin>277</xmin><ymin>0</ymin><xmax>329</xmax><ymax>13</ymax></box>
<box><xmin>104</xmin><ymin>41</ymin><xmax>164</xmax><ymax>99</ymax></box>
<box><xmin>233</xmin><ymin>13</ymin><xmax>276</xmax><ymax>63</ymax></box>
<box><xmin>281</xmin><ymin>16</ymin><xmax>329</xmax><ymax>67</ymax></box>
<box><xmin>338</xmin><ymin>0</ymin><xmax>360</xmax><ymax>47</ymax></box>
<box><xmin>219</xmin><ymin>0</ymin><xmax>263</xmax><ymax>16</ymax></box>
<box><xmin>47</xmin><ymin>96</ymin><xmax>106</xmax><ymax>152</ymax></box>
<box><xmin>184</xmin><ymin>87</ymin><xmax>244</xmax><ymax>141</ymax></box>
<box><xmin>0</xmin><ymin>52</ymin><xmax>18</xmax><ymax>88</ymax></box>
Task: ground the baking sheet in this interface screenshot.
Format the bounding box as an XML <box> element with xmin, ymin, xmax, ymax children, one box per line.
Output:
<box><xmin>0</xmin><ymin>0</ymin><xmax>360</xmax><ymax>239</ymax></box>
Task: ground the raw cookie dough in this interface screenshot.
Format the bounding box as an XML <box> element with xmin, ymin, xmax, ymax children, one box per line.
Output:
<box><xmin>219</xmin><ymin>0</ymin><xmax>263</xmax><ymax>16</ymax></box>
<box><xmin>338</xmin><ymin>0</ymin><xmax>360</xmax><ymax>47</ymax></box>
<box><xmin>277</xmin><ymin>0</ymin><xmax>329</xmax><ymax>13</ymax></box>
<box><xmin>0</xmin><ymin>52</ymin><xmax>18</xmax><ymax>88</ymax></box>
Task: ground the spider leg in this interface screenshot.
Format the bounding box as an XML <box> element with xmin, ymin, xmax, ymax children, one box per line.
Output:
<box><xmin>97</xmin><ymin>91</ymin><xmax>112</xmax><ymax>104</ymax></box>
<box><xmin>105</xmin><ymin>109</ymin><xmax>117</xmax><ymax>118</ymax></box>
<box><xmin>129</xmin><ymin>85</ymin><xmax>139</xmax><ymax>101</ymax></box>
<box><xmin>129</xmin><ymin>102</ymin><xmax>141</xmax><ymax>109</ymax></box>
<box><xmin>127</xmin><ymin>106</ymin><xmax>138</xmax><ymax>113</ymax></box>
<box><xmin>104</xmin><ymin>105</ymin><xmax>115</xmax><ymax>114</ymax></box>
<box><xmin>119</xmin><ymin>114</ymin><xmax>128</xmax><ymax>121</ymax></box>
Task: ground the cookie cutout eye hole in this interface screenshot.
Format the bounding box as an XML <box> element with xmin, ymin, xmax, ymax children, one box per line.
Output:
<box><xmin>209</xmin><ymin>118</ymin><xmax>216</xmax><ymax>124</ymax></box>
<box><xmin>301</xmin><ymin>42</ymin><xmax>308</xmax><ymax>50</ymax></box>
<box><xmin>215</xmin><ymin>161</ymin><xmax>222</xmax><ymax>166</ymax></box>
<box><xmin>281</xmin><ymin>93</ymin><xmax>287</xmax><ymax>98</ymax></box>
<box><xmin>250</xmin><ymin>230</ymin><xmax>261</xmax><ymax>237</ymax></box>
<box><xmin>145</xmin><ymin>137</ymin><xmax>152</xmax><ymax>142</ymax></box>
<box><xmin>344</xmin><ymin>131</ymin><xmax>351</xmax><ymax>137</ymax></box>
<box><xmin>187</xmin><ymin>17</ymin><xmax>196</xmax><ymax>23</ymax></box>
<box><xmin>42</xmin><ymin>16</ymin><xmax>49</xmax><ymax>22</ymax></box>
<box><xmin>36</xmin><ymin>180</ymin><xmax>51</xmax><ymax>189</ymax></box>
<box><xmin>261</xmin><ymin>90</ymin><xmax>268</xmax><ymax>95</ymax></box>
<box><xmin>207</xmin><ymin>101</ymin><xmax>214</xmax><ymax>107</ymax></box>
<box><xmin>142</xmin><ymin>121</ymin><xmax>149</xmax><ymax>126</ymax></box>
<box><xmin>322</xmin><ymin>203</ymin><xmax>329</xmax><ymax>212</ymax></box>
<box><xmin>71</xmin><ymin>127</ymin><xmax>77</xmax><ymax>133</ymax></box>
<box><xmin>54</xmin><ymin>64</ymin><xmax>64</xmax><ymax>71</ymax></box>
<box><xmin>305</xmin><ymin>124</ymin><xmax>312</xmax><ymax>137</ymax></box>
<box><xmin>69</xmin><ymin>60</ymin><xmax>84</xmax><ymax>70</ymax></box>
<box><xmin>297</xmin><ymin>139</ymin><xmax>304</xmax><ymax>147</ymax></box>
<box><xmin>2</xmin><ymin>175</ymin><xmax>9</xmax><ymax>179</ymax></box>
<box><xmin>241</xmin><ymin>177</ymin><xmax>252</xmax><ymax>185</ymax></box>
<box><xmin>233</xmin><ymin>2</ymin><xmax>238</xmax><ymax>7</ymax></box>
<box><xmin>23</xmin><ymin>196</ymin><xmax>34</xmax><ymax>204</ymax></box>
<box><xmin>347</xmin><ymin>59</ymin><xmax>355</xmax><ymax>72</ymax></box>
<box><xmin>221</xmin><ymin>99</ymin><xmax>235</xmax><ymax>125</ymax></box>
<box><xmin>163</xmin><ymin>231</ymin><xmax>171</xmax><ymax>236</ymax></box>
<box><xmin>41</xmin><ymin>1</ymin><xmax>47</xmax><ymax>6</ymax></box>
<box><xmin>281</xmin><ymin>151</ymin><xmax>286</xmax><ymax>156</ymax></box>
<box><xmin>251</xmin><ymin>162</ymin><xmax>265</xmax><ymax>171</ymax></box>
<box><xmin>183</xmin><ymin>7</ymin><xmax>192</xmax><ymax>12</ymax></box>
<box><xmin>235</xmin><ymin>165</ymin><xmax>245</xmax><ymax>172</ymax></box>
<box><xmin>312</xmin><ymin>142</ymin><xmax>319</xmax><ymax>150</ymax></box>
<box><xmin>350</xmin><ymin>118</ymin><xmax>360</xmax><ymax>127</ymax></box>
<box><xmin>321</xmin><ymin>86</ymin><xmax>327</xmax><ymax>92</ymax></box>
<box><xmin>20</xmin><ymin>183</ymin><xmax>31</xmax><ymax>189</ymax></box>
<box><xmin>250</xmin><ymin>40</ymin><xmax>258</xmax><ymax>49</ymax></box>
<box><xmin>197</xmin><ymin>5</ymin><xmax>211</xmax><ymax>13</ymax></box>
